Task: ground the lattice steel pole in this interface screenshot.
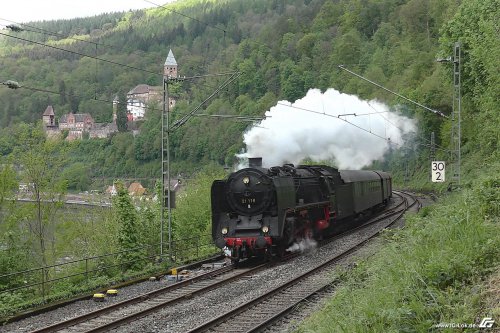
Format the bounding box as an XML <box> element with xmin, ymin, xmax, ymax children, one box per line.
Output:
<box><xmin>451</xmin><ymin>42</ymin><xmax>461</xmax><ymax>186</ymax></box>
<box><xmin>430</xmin><ymin>131</ymin><xmax>435</xmax><ymax>181</ymax></box>
<box><xmin>437</xmin><ymin>42</ymin><xmax>461</xmax><ymax>188</ymax></box>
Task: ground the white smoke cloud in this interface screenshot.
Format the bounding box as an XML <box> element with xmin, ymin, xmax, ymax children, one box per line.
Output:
<box><xmin>239</xmin><ymin>88</ymin><xmax>416</xmax><ymax>169</ymax></box>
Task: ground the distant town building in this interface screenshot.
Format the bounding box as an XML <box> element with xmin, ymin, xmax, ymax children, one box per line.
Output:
<box><xmin>59</xmin><ymin>112</ymin><xmax>94</xmax><ymax>130</ymax></box>
<box><xmin>164</xmin><ymin>49</ymin><xmax>178</xmax><ymax>79</ymax></box>
<box><xmin>105</xmin><ymin>184</ymin><xmax>117</xmax><ymax>196</ymax></box>
<box><xmin>128</xmin><ymin>182</ymin><xmax>146</xmax><ymax>196</ymax></box>
<box><xmin>125</xmin><ymin>97</ymin><xmax>148</xmax><ymax>120</ymax></box>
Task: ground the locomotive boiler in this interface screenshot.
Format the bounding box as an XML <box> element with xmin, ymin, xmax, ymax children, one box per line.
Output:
<box><xmin>211</xmin><ymin>158</ymin><xmax>391</xmax><ymax>263</ymax></box>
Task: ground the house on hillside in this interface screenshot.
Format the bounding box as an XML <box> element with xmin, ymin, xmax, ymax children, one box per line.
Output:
<box><xmin>59</xmin><ymin>113</ymin><xmax>95</xmax><ymax>130</ymax></box>
<box><xmin>105</xmin><ymin>184</ymin><xmax>117</xmax><ymax>196</ymax></box>
<box><xmin>128</xmin><ymin>182</ymin><xmax>146</xmax><ymax>196</ymax></box>
<box><xmin>59</xmin><ymin>113</ymin><xmax>95</xmax><ymax>140</ymax></box>
<box><xmin>41</xmin><ymin>104</ymin><xmax>117</xmax><ymax>140</ymax></box>
<box><xmin>125</xmin><ymin>48</ymin><xmax>179</xmax><ymax>121</ymax></box>
<box><xmin>126</xmin><ymin>85</ymin><xmax>161</xmax><ymax>121</ymax></box>
<box><xmin>126</xmin><ymin>97</ymin><xmax>148</xmax><ymax>120</ymax></box>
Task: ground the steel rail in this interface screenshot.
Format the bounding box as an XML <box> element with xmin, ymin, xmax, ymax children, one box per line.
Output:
<box><xmin>29</xmin><ymin>192</ymin><xmax>416</xmax><ymax>333</ymax></box>
<box><xmin>187</xmin><ymin>191</ymin><xmax>417</xmax><ymax>332</ymax></box>
<box><xmin>30</xmin><ymin>264</ymin><xmax>245</xmax><ymax>333</ymax></box>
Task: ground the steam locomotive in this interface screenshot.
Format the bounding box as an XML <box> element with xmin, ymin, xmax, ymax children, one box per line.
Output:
<box><xmin>211</xmin><ymin>158</ymin><xmax>391</xmax><ymax>262</ymax></box>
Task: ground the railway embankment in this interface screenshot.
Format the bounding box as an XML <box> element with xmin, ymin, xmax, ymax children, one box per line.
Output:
<box><xmin>297</xmin><ymin>174</ymin><xmax>499</xmax><ymax>332</ymax></box>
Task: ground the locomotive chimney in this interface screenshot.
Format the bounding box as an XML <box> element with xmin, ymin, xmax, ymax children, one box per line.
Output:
<box><xmin>248</xmin><ymin>157</ymin><xmax>263</xmax><ymax>168</ymax></box>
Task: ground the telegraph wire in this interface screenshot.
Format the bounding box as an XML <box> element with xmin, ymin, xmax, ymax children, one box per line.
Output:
<box><xmin>1</xmin><ymin>11</ymin><xmax>368</xmax><ymax>95</ymax></box>
<box><xmin>338</xmin><ymin>65</ymin><xmax>448</xmax><ymax>118</ymax></box>
<box><xmin>0</xmin><ymin>17</ymin><xmax>166</xmax><ymax>63</ymax></box>
<box><xmin>278</xmin><ymin>101</ymin><xmax>451</xmax><ymax>154</ymax></box>
<box><xmin>0</xmin><ymin>17</ymin><xmax>103</xmax><ymax>47</ymax></box>
<box><xmin>276</xmin><ymin>102</ymin><xmax>403</xmax><ymax>148</ymax></box>
<box><xmin>143</xmin><ymin>0</ymin><xmax>227</xmax><ymax>34</ymax></box>
<box><xmin>0</xmin><ymin>31</ymin><xmax>162</xmax><ymax>76</ymax></box>
<box><xmin>0</xmin><ymin>22</ymin><xmax>232</xmax><ymax>93</ymax></box>
<box><xmin>366</xmin><ymin>101</ymin><xmax>451</xmax><ymax>154</ymax></box>
<box><xmin>0</xmin><ymin>79</ymin><xmax>264</xmax><ymax>124</ymax></box>
<box><xmin>2</xmin><ymin>4</ymin><xmax>445</xmax><ymax>139</ymax></box>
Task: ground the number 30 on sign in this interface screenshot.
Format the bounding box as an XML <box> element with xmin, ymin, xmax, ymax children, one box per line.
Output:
<box><xmin>431</xmin><ymin>161</ymin><xmax>445</xmax><ymax>182</ymax></box>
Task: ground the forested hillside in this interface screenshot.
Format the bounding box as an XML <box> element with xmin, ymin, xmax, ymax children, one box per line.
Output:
<box><xmin>0</xmin><ymin>0</ymin><xmax>498</xmax><ymax>324</ymax></box>
<box><xmin>0</xmin><ymin>0</ymin><xmax>498</xmax><ymax>185</ymax></box>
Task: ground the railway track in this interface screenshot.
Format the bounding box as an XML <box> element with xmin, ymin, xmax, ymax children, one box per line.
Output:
<box><xmin>187</xmin><ymin>191</ymin><xmax>419</xmax><ymax>333</ymax></box>
<box><xmin>27</xmin><ymin>191</ymin><xmax>418</xmax><ymax>333</ymax></box>
<box><xmin>31</xmin><ymin>264</ymin><xmax>267</xmax><ymax>333</ymax></box>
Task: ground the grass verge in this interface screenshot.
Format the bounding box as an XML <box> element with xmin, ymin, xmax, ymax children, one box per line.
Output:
<box><xmin>297</xmin><ymin>173</ymin><xmax>499</xmax><ymax>332</ymax></box>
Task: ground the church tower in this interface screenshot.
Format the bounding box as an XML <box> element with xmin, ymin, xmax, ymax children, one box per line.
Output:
<box><xmin>164</xmin><ymin>49</ymin><xmax>178</xmax><ymax>109</ymax></box>
<box><xmin>164</xmin><ymin>49</ymin><xmax>178</xmax><ymax>79</ymax></box>
<box><xmin>42</xmin><ymin>105</ymin><xmax>56</xmax><ymax>127</ymax></box>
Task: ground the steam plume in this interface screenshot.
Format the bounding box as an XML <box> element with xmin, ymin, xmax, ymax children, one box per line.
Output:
<box><xmin>239</xmin><ymin>89</ymin><xmax>416</xmax><ymax>169</ymax></box>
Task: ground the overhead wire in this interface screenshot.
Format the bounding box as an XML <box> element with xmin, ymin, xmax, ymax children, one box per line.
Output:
<box><xmin>365</xmin><ymin>101</ymin><xmax>451</xmax><ymax>154</ymax></box>
<box><xmin>0</xmin><ymin>20</ymin><xmax>227</xmax><ymax>93</ymax></box>
<box><xmin>143</xmin><ymin>0</ymin><xmax>227</xmax><ymax>34</ymax></box>
<box><xmin>2</xmin><ymin>2</ymin><xmax>450</xmax><ymax>161</ymax></box>
<box><xmin>0</xmin><ymin>16</ymin><xmax>215</xmax><ymax>84</ymax></box>
<box><xmin>0</xmin><ymin>31</ymin><xmax>162</xmax><ymax>76</ymax></box>
<box><xmin>276</xmin><ymin>102</ymin><xmax>403</xmax><ymax>148</ymax></box>
<box><xmin>0</xmin><ymin>77</ymin><xmax>264</xmax><ymax>126</ymax></box>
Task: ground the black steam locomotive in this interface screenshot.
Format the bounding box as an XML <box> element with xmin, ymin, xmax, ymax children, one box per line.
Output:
<box><xmin>211</xmin><ymin>158</ymin><xmax>391</xmax><ymax>262</ymax></box>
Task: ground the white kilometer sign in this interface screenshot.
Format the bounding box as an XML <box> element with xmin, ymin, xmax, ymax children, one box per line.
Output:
<box><xmin>431</xmin><ymin>161</ymin><xmax>445</xmax><ymax>182</ymax></box>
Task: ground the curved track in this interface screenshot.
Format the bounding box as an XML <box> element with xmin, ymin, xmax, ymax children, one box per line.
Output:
<box><xmin>27</xmin><ymin>191</ymin><xmax>419</xmax><ymax>333</ymax></box>
<box><xmin>187</xmin><ymin>191</ymin><xmax>419</xmax><ymax>333</ymax></box>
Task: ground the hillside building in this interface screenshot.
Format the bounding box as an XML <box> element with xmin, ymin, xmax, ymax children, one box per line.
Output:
<box><xmin>42</xmin><ymin>105</ymin><xmax>60</xmax><ymax>138</ymax></box>
<box><xmin>42</xmin><ymin>105</ymin><xmax>117</xmax><ymax>140</ymax></box>
<box><xmin>126</xmin><ymin>48</ymin><xmax>178</xmax><ymax>120</ymax></box>
<box><xmin>41</xmin><ymin>50</ymin><xmax>177</xmax><ymax>137</ymax></box>
<box><xmin>128</xmin><ymin>182</ymin><xmax>146</xmax><ymax>196</ymax></box>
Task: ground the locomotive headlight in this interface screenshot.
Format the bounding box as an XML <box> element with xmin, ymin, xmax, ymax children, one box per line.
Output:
<box><xmin>262</xmin><ymin>226</ymin><xmax>269</xmax><ymax>233</ymax></box>
<box><xmin>221</xmin><ymin>227</ymin><xmax>228</xmax><ymax>235</ymax></box>
<box><xmin>242</xmin><ymin>176</ymin><xmax>250</xmax><ymax>184</ymax></box>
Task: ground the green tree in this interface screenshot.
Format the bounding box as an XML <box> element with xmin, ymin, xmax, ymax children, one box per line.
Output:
<box><xmin>440</xmin><ymin>0</ymin><xmax>500</xmax><ymax>156</ymax></box>
<box><xmin>67</xmin><ymin>87</ymin><xmax>79</xmax><ymax>112</ymax></box>
<box><xmin>172</xmin><ymin>166</ymin><xmax>225</xmax><ymax>256</ymax></box>
<box><xmin>18</xmin><ymin>126</ymin><xmax>67</xmax><ymax>268</ymax></box>
<box><xmin>112</xmin><ymin>181</ymin><xmax>144</xmax><ymax>271</ymax></box>
<box><xmin>60</xmin><ymin>162</ymin><xmax>91</xmax><ymax>191</ymax></box>
<box><xmin>116</xmin><ymin>94</ymin><xmax>128</xmax><ymax>132</ymax></box>
<box><xmin>0</xmin><ymin>163</ymin><xmax>17</xmax><ymax>210</ymax></box>
<box><xmin>58</xmin><ymin>80</ymin><xmax>67</xmax><ymax>105</ymax></box>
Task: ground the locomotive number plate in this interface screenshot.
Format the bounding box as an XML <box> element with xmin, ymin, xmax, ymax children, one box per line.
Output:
<box><xmin>241</xmin><ymin>198</ymin><xmax>256</xmax><ymax>204</ymax></box>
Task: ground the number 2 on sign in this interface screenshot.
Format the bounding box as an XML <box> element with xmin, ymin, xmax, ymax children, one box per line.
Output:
<box><xmin>431</xmin><ymin>161</ymin><xmax>445</xmax><ymax>182</ymax></box>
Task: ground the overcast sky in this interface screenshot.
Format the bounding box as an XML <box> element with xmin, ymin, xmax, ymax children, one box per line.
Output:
<box><xmin>1</xmin><ymin>0</ymin><xmax>176</xmax><ymax>24</ymax></box>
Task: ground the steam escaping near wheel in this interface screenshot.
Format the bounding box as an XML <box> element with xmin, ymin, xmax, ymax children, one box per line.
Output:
<box><xmin>239</xmin><ymin>88</ymin><xmax>416</xmax><ymax>169</ymax></box>
<box><xmin>286</xmin><ymin>238</ymin><xmax>318</xmax><ymax>254</ymax></box>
